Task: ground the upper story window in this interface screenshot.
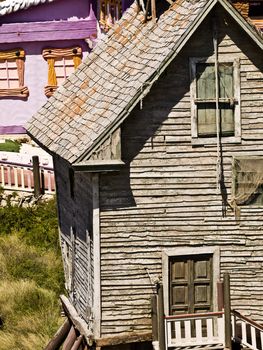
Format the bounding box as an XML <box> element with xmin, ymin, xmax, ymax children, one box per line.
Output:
<box><xmin>190</xmin><ymin>57</ymin><xmax>241</xmax><ymax>145</ymax></box>
<box><xmin>42</xmin><ymin>47</ymin><xmax>82</xmax><ymax>97</ymax></box>
<box><xmin>0</xmin><ymin>49</ymin><xmax>29</xmax><ymax>98</ymax></box>
<box><xmin>99</xmin><ymin>0</ymin><xmax>122</xmax><ymax>31</ymax></box>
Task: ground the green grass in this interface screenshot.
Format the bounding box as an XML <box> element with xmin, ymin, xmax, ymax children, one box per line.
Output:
<box><xmin>0</xmin><ymin>197</ymin><xmax>65</xmax><ymax>349</ymax></box>
<box><xmin>0</xmin><ymin>139</ymin><xmax>20</xmax><ymax>152</ymax></box>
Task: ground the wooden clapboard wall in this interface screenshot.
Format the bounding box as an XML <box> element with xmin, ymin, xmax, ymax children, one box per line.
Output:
<box><xmin>54</xmin><ymin>156</ymin><xmax>94</xmax><ymax>326</ymax></box>
<box><xmin>99</xmin><ymin>6</ymin><xmax>263</xmax><ymax>336</ymax></box>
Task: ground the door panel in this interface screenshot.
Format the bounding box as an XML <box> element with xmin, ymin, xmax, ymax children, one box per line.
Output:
<box><xmin>170</xmin><ymin>254</ymin><xmax>213</xmax><ymax>315</ymax></box>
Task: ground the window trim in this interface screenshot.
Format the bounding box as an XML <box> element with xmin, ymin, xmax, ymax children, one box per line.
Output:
<box><xmin>190</xmin><ymin>57</ymin><xmax>241</xmax><ymax>145</ymax></box>
<box><xmin>0</xmin><ymin>48</ymin><xmax>29</xmax><ymax>98</ymax></box>
<box><xmin>162</xmin><ymin>247</ymin><xmax>220</xmax><ymax>316</ymax></box>
<box><xmin>42</xmin><ymin>47</ymin><xmax>82</xmax><ymax>97</ymax></box>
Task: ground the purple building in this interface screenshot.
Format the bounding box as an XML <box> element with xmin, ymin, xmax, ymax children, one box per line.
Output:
<box><xmin>0</xmin><ymin>0</ymin><xmax>132</xmax><ymax>136</ymax></box>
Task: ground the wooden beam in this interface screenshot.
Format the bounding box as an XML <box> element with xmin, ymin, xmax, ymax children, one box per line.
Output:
<box><xmin>73</xmin><ymin>160</ymin><xmax>125</xmax><ymax>173</ymax></box>
<box><xmin>223</xmin><ymin>273</ymin><xmax>232</xmax><ymax>350</ymax></box>
<box><xmin>60</xmin><ymin>295</ymin><xmax>93</xmax><ymax>346</ymax></box>
<box><xmin>151</xmin><ymin>294</ymin><xmax>158</xmax><ymax>342</ymax></box>
<box><xmin>96</xmin><ymin>332</ymin><xmax>152</xmax><ymax>347</ymax></box>
<box><xmin>0</xmin><ymin>20</ymin><xmax>97</xmax><ymax>43</ymax></box>
<box><xmin>71</xmin><ymin>335</ymin><xmax>84</xmax><ymax>350</ymax></box>
<box><xmin>32</xmin><ymin>155</ymin><xmax>41</xmax><ymax>198</ymax></box>
<box><xmin>62</xmin><ymin>326</ymin><xmax>77</xmax><ymax>350</ymax></box>
<box><xmin>44</xmin><ymin>319</ymin><xmax>71</xmax><ymax>350</ymax></box>
<box><xmin>158</xmin><ymin>284</ymin><xmax>165</xmax><ymax>350</ymax></box>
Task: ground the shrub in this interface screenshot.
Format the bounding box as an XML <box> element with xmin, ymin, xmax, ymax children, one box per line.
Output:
<box><xmin>0</xmin><ymin>139</ymin><xmax>20</xmax><ymax>152</ymax></box>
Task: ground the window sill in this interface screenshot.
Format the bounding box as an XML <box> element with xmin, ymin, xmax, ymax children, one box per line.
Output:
<box><xmin>0</xmin><ymin>86</ymin><xmax>29</xmax><ymax>98</ymax></box>
<box><xmin>45</xmin><ymin>85</ymin><xmax>58</xmax><ymax>97</ymax></box>
<box><xmin>191</xmin><ymin>136</ymin><xmax>241</xmax><ymax>146</ymax></box>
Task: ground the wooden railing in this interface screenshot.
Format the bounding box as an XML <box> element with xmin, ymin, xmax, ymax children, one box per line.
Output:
<box><xmin>232</xmin><ymin>310</ymin><xmax>263</xmax><ymax>350</ymax></box>
<box><xmin>165</xmin><ymin>311</ymin><xmax>225</xmax><ymax>349</ymax></box>
<box><xmin>0</xmin><ymin>160</ymin><xmax>55</xmax><ymax>194</ymax></box>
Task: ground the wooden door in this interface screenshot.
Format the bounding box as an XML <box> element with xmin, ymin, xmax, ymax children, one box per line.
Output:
<box><xmin>169</xmin><ymin>254</ymin><xmax>213</xmax><ymax>315</ymax></box>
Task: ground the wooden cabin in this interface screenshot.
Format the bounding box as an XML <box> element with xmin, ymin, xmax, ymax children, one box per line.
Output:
<box><xmin>0</xmin><ymin>0</ymin><xmax>132</xmax><ymax>137</ymax></box>
<box><xmin>27</xmin><ymin>0</ymin><xmax>263</xmax><ymax>349</ymax></box>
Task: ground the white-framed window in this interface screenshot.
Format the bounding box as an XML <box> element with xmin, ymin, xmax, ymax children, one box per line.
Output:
<box><xmin>190</xmin><ymin>57</ymin><xmax>241</xmax><ymax>145</ymax></box>
<box><xmin>42</xmin><ymin>47</ymin><xmax>82</xmax><ymax>97</ymax></box>
<box><xmin>0</xmin><ymin>49</ymin><xmax>29</xmax><ymax>98</ymax></box>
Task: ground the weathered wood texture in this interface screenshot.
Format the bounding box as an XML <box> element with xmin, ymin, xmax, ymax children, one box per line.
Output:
<box><xmin>98</xmin><ymin>7</ymin><xmax>263</xmax><ymax>336</ymax></box>
<box><xmin>54</xmin><ymin>156</ymin><xmax>94</xmax><ymax>326</ymax></box>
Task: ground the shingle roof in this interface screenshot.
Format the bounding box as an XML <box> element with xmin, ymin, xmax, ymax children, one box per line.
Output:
<box><xmin>0</xmin><ymin>0</ymin><xmax>56</xmax><ymax>16</ymax></box>
<box><xmin>26</xmin><ymin>0</ymin><xmax>263</xmax><ymax>164</ymax></box>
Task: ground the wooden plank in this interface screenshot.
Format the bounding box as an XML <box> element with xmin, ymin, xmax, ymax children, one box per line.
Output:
<box><xmin>0</xmin><ymin>20</ymin><xmax>97</xmax><ymax>43</ymax></box>
<box><xmin>60</xmin><ymin>295</ymin><xmax>93</xmax><ymax>345</ymax></box>
<box><xmin>95</xmin><ymin>332</ymin><xmax>152</xmax><ymax>347</ymax></box>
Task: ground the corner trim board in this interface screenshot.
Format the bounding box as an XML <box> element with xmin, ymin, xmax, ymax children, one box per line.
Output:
<box><xmin>93</xmin><ymin>174</ymin><xmax>101</xmax><ymax>338</ymax></box>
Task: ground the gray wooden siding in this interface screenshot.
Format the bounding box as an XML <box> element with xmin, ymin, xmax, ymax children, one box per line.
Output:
<box><xmin>54</xmin><ymin>156</ymin><xmax>94</xmax><ymax>327</ymax></box>
<box><xmin>99</xmin><ymin>7</ymin><xmax>263</xmax><ymax>336</ymax></box>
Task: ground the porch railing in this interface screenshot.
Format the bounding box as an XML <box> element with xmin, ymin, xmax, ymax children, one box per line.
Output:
<box><xmin>165</xmin><ymin>311</ymin><xmax>224</xmax><ymax>349</ymax></box>
<box><xmin>232</xmin><ymin>310</ymin><xmax>263</xmax><ymax>350</ymax></box>
<box><xmin>0</xmin><ymin>160</ymin><xmax>55</xmax><ymax>194</ymax></box>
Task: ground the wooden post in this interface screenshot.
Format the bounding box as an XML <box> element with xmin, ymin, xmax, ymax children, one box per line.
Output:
<box><xmin>223</xmin><ymin>273</ymin><xmax>232</xmax><ymax>350</ymax></box>
<box><xmin>151</xmin><ymin>294</ymin><xmax>158</xmax><ymax>342</ymax></box>
<box><xmin>32</xmin><ymin>156</ymin><xmax>41</xmax><ymax>198</ymax></box>
<box><xmin>40</xmin><ymin>168</ymin><xmax>45</xmax><ymax>195</ymax></box>
<box><xmin>158</xmin><ymin>284</ymin><xmax>165</xmax><ymax>350</ymax></box>
<box><xmin>44</xmin><ymin>319</ymin><xmax>71</xmax><ymax>350</ymax></box>
<box><xmin>217</xmin><ymin>281</ymin><xmax>224</xmax><ymax>311</ymax></box>
<box><xmin>151</xmin><ymin>0</ymin><xmax>156</xmax><ymax>21</ymax></box>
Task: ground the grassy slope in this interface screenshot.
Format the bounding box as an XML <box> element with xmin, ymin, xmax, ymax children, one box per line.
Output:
<box><xmin>0</xmin><ymin>197</ymin><xmax>65</xmax><ymax>350</ymax></box>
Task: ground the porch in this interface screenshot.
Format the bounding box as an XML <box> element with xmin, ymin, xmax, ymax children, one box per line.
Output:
<box><xmin>164</xmin><ymin>310</ymin><xmax>263</xmax><ymax>350</ymax></box>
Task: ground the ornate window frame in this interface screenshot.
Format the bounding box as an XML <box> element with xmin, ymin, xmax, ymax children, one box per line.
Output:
<box><xmin>0</xmin><ymin>48</ymin><xmax>29</xmax><ymax>98</ymax></box>
<box><xmin>42</xmin><ymin>47</ymin><xmax>82</xmax><ymax>97</ymax></box>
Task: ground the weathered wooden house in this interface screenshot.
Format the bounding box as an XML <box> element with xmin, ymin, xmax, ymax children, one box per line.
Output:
<box><xmin>27</xmin><ymin>0</ymin><xmax>263</xmax><ymax>349</ymax></box>
<box><xmin>0</xmin><ymin>0</ymin><xmax>131</xmax><ymax>137</ymax></box>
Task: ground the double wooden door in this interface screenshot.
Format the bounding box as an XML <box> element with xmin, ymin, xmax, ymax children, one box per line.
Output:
<box><xmin>169</xmin><ymin>254</ymin><xmax>213</xmax><ymax>315</ymax></box>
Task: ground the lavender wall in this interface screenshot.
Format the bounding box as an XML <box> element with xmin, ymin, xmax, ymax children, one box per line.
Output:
<box><xmin>0</xmin><ymin>0</ymin><xmax>95</xmax><ymax>133</ymax></box>
<box><xmin>0</xmin><ymin>40</ymin><xmax>90</xmax><ymax>133</ymax></box>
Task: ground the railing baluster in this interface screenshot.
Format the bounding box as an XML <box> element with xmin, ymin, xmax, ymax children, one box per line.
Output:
<box><xmin>7</xmin><ymin>166</ymin><xmax>11</xmax><ymax>187</ymax></box>
<box><xmin>21</xmin><ymin>168</ymin><xmax>25</xmax><ymax>189</ymax></box>
<box><xmin>260</xmin><ymin>330</ymin><xmax>263</xmax><ymax>350</ymax></box>
<box><xmin>167</xmin><ymin>320</ymin><xmax>172</xmax><ymax>347</ymax></box>
<box><xmin>241</xmin><ymin>320</ymin><xmax>247</xmax><ymax>344</ymax></box>
<box><xmin>218</xmin><ymin>316</ymin><xmax>224</xmax><ymax>342</ymax></box>
<box><xmin>185</xmin><ymin>320</ymin><xmax>191</xmax><ymax>340</ymax></box>
<box><xmin>196</xmin><ymin>319</ymin><xmax>202</xmax><ymax>342</ymax></box>
<box><xmin>1</xmin><ymin>165</ymin><xmax>4</xmax><ymax>187</ymax></box>
<box><xmin>251</xmin><ymin>326</ymin><xmax>257</xmax><ymax>350</ymax></box>
<box><xmin>207</xmin><ymin>318</ymin><xmax>213</xmax><ymax>341</ymax></box>
<box><xmin>14</xmin><ymin>167</ymin><xmax>18</xmax><ymax>188</ymax></box>
<box><xmin>175</xmin><ymin>321</ymin><xmax>182</xmax><ymax>344</ymax></box>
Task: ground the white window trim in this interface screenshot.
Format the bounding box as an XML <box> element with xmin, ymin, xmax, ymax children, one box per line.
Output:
<box><xmin>162</xmin><ymin>246</ymin><xmax>220</xmax><ymax>316</ymax></box>
<box><xmin>190</xmin><ymin>57</ymin><xmax>241</xmax><ymax>145</ymax></box>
